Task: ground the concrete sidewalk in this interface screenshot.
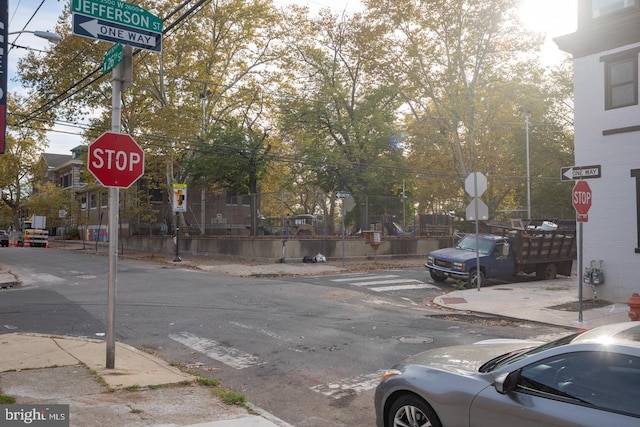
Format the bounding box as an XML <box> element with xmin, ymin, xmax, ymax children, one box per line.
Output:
<box><xmin>0</xmin><ymin>333</ymin><xmax>287</xmax><ymax>427</ymax></box>
<box><xmin>433</xmin><ymin>277</ymin><xmax>631</xmax><ymax>330</ymax></box>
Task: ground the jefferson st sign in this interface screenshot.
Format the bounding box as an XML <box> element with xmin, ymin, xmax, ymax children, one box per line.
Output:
<box><xmin>72</xmin><ymin>0</ymin><xmax>163</xmax><ymax>52</ymax></box>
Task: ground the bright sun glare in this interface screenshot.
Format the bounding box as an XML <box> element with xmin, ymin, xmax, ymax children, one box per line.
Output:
<box><xmin>518</xmin><ymin>0</ymin><xmax>578</xmax><ymax>63</ymax></box>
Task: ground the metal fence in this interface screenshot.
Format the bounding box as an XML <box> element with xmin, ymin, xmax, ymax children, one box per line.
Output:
<box><xmin>122</xmin><ymin>188</ymin><xmax>573</xmax><ymax>238</ymax></box>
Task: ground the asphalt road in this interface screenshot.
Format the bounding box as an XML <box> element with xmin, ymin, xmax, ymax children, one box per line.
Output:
<box><xmin>0</xmin><ymin>247</ymin><xmax>571</xmax><ymax>426</ymax></box>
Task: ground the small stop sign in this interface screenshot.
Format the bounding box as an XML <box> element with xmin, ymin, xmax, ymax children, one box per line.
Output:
<box><xmin>88</xmin><ymin>132</ymin><xmax>145</xmax><ymax>188</ymax></box>
<box><xmin>572</xmin><ymin>180</ymin><xmax>592</xmax><ymax>222</ymax></box>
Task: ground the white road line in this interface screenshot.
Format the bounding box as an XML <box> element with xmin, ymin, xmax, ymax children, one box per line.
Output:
<box><xmin>371</xmin><ymin>283</ymin><xmax>439</xmax><ymax>292</ymax></box>
<box><xmin>310</xmin><ymin>370</ymin><xmax>387</xmax><ymax>399</ymax></box>
<box><xmin>229</xmin><ymin>321</ymin><xmax>304</xmax><ymax>353</ymax></box>
<box><xmin>331</xmin><ymin>275</ymin><xmax>398</xmax><ymax>282</ymax></box>
<box><xmin>350</xmin><ymin>278</ymin><xmax>424</xmax><ymax>286</ymax></box>
<box><xmin>169</xmin><ymin>331</ymin><xmax>264</xmax><ymax>370</ymax></box>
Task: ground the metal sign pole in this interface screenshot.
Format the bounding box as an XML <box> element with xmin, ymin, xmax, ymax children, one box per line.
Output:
<box><xmin>578</xmin><ymin>221</ymin><xmax>583</xmax><ymax>323</ymax></box>
<box><xmin>106</xmin><ymin>57</ymin><xmax>123</xmax><ymax>369</ymax></box>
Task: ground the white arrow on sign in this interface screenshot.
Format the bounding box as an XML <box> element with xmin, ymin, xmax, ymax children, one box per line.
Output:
<box><xmin>80</xmin><ymin>19</ymin><xmax>157</xmax><ymax>47</ymax></box>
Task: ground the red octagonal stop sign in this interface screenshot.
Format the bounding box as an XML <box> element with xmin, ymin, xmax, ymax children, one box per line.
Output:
<box><xmin>572</xmin><ymin>180</ymin><xmax>592</xmax><ymax>222</ymax></box>
<box><xmin>88</xmin><ymin>132</ymin><xmax>145</xmax><ymax>188</ymax></box>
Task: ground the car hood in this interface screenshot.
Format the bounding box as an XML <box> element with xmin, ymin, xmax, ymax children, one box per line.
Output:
<box><xmin>402</xmin><ymin>340</ymin><xmax>541</xmax><ymax>374</ymax></box>
<box><xmin>429</xmin><ymin>247</ymin><xmax>479</xmax><ymax>262</ymax></box>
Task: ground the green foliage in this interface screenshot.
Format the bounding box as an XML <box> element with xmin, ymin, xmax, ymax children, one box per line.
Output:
<box><xmin>14</xmin><ymin>0</ymin><xmax>575</xmax><ymax>224</ymax></box>
<box><xmin>188</xmin><ymin>121</ymin><xmax>271</xmax><ymax>196</ymax></box>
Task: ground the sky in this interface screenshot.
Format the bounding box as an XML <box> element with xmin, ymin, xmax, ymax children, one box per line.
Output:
<box><xmin>8</xmin><ymin>0</ymin><xmax>577</xmax><ymax>155</ymax></box>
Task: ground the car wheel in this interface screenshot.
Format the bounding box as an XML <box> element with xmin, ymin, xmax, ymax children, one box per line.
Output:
<box><xmin>467</xmin><ymin>269</ymin><xmax>485</xmax><ymax>289</ymax></box>
<box><xmin>536</xmin><ymin>263</ymin><xmax>557</xmax><ymax>280</ymax></box>
<box><xmin>387</xmin><ymin>394</ymin><xmax>442</xmax><ymax>427</ymax></box>
<box><xmin>429</xmin><ymin>270</ymin><xmax>447</xmax><ymax>283</ymax></box>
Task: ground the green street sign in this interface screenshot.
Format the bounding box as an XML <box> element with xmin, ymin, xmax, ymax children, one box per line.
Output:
<box><xmin>72</xmin><ymin>0</ymin><xmax>163</xmax><ymax>34</ymax></box>
<box><xmin>102</xmin><ymin>43</ymin><xmax>123</xmax><ymax>74</ymax></box>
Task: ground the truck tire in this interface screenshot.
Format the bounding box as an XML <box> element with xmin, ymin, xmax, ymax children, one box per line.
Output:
<box><xmin>429</xmin><ymin>270</ymin><xmax>447</xmax><ymax>283</ymax></box>
<box><xmin>467</xmin><ymin>269</ymin><xmax>485</xmax><ymax>289</ymax></box>
<box><xmin>536</xmin><ymin>263</ymin><xmax>557</xmax><ymax>280</ymax></box>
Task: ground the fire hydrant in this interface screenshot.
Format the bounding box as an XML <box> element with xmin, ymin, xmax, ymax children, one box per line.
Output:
<box><xmin>628</xmin><ymin>293</ymin><xmax>640</xmax><ymax>321</ymax></box>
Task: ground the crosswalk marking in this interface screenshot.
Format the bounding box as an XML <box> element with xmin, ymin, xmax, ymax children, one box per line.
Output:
<box><xmin>310</xmin><ymin>370</ymin><xmax>387</xmax><ymax>399</ymax></box>
<box><xmin>169</xmin><ymin>332</ymin><xmax>264</xmax><ymax>370</ymax></box>
<box><xmin>330</xmin><ymin>273</ymin><xmax>439</xmax><ymax>293</ymax></box>
<box><xmin>371</xmin><ymin>284</ymin><xmax>436</xmax><ymax>292</ymax></box>
<box><xmin>331</xmin><ymin>275</ymin><xmax>397</xmax><ymax>282</ymax></box>
<box><xmin>351</xmin><ymin>278</ymin><xmax>424</xmax><ymax>286</ymax></box>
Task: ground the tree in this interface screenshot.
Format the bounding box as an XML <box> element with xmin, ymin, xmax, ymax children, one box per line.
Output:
<box><xmin>0</xmin><ymin>93</ymin><xmax>49</xmax><ymax>229</ymax></box>
<box><xmin>188</xmin><ymin>121</ymin><xmax>272</xmax><ymax>235</ymax></box>
<box><xmin>364</xmin><ymin>0</ymin><xmax>554</xmax><ymax>218</ymax></box>
<box><xmin>18</xmin><ymin>0</ymin><xmax>285</xmax><ymax>231</ymax></box>
<box><xmin>278</xmin><ymin>8</ymin><xmax>408</xmax><ymax>230</ymax></box>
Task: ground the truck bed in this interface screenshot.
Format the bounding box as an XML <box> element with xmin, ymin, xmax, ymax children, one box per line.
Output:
<box><xmin>509</xmin><ymin>230</ymin><xmax>577</xmax><ymax>264</ymax></box>
<box><xmin>486</xmin><ymin>223</ymin><xmax>577</xmax><ymax>265</ymax></box>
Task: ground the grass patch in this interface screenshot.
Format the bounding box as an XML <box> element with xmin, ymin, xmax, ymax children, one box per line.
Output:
<box><xmin>213</xmin><ymin>388</ymin><xmax>246</xmax><ymax>405</ymax></box>
<box><xmin>0</xmin><ymin>394</ymin><xmax>16</xmax><ymax>404</ymax></box>
<box><xmin>125</xmin><ymin>385</ymin><xmax>140</xmax><ymax>392</ymax></box>
<box><xmin>452</xmin><ymin>280</ymin><xmax>467</xmax><ymax>290</ymax></box>
<box><xmin>196</xmin><ymin>375</ymin><xmax>219</xmax><ymax>387</ymax></box>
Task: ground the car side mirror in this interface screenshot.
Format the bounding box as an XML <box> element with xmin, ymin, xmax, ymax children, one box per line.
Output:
<box><xmin>494</xmin><ymin>369</ymin><xmax>521</xmax><ymax>395</ymax></box>
<box><xmin>502</xmin><ymin>242</ymin><xmax>510</xmax><ymax>257</ymax></box>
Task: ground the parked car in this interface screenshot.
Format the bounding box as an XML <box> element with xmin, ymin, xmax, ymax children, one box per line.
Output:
<box><xmin>0</xmin><ymin>230</ymin><xmax>8</xmax><ymax>247</ymax></box>
<box><xmin>375</xmin><ymin>322</ymin><xmax>640</xmax><ymax>427</ymax></box>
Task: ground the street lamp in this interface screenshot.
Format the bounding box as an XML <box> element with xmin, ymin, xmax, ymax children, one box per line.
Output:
<box><xmin>9</xmin><ymin>30</ymin><xmax>62</xmax><ymax>44</ymax></box>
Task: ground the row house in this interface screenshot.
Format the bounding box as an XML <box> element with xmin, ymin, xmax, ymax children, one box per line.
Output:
<box><xmin>555</xmin><ymin>0</ymin><xmax>640</xmax><ymax>301</ymax></box>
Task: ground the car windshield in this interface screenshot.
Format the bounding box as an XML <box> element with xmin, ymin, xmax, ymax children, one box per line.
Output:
<box><xmin>456</xmin><ymin>235</ymin><xmax>493</xmax><ymax>255</ymax></box>
<box><xmin>479</xmin><ymin>332</ymin><xmax>581</xmax><ymax>372</ymax></box>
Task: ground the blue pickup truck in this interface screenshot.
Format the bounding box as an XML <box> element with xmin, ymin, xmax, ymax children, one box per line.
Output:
<box><xmin>426</xmin><ymin>228</ymin><xmax>577</xmax><ymax>288</ymax></box>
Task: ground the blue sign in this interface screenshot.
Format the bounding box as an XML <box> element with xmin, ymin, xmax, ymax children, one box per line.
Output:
<box><xmin>73</xmin><ymin>13</ymin><xmax>161</xmax><ymax>52</ymax></box>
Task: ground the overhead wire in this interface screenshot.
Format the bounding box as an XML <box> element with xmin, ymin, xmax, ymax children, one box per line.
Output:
<box><xmin>16</xmin><ymin>0</ymin><xmax>210</xmax><ymax>127</ymax></box>
<box><xmin>8</xmin><ymin>0</ymin><xmax>46</xmax><ymax>54</ymax></box>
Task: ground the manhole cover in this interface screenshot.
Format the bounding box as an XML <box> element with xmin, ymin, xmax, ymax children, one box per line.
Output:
<box><xmin>398</xmin><ymin>336</ymin><xmax>434</xmax><ymax>344</ymax></box>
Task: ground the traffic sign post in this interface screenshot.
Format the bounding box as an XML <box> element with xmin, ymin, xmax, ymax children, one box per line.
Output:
<box><xmin>88</xmin><ymin>132</ymin><xmax>145</xmax><ymax>188</ymax></box>
<box><xmin>571</xmin><ymin>180</ymin><xmax>592</xmax><ymax>323</ymax></box>
<box><xmin>561</xmin><ymin>164</ymin><xmax>601</xmax><ymax>181</ymax></box>
<box><xmin>72</xmin><ymin>0</ymin><xmax>163</xmax><ymax>33</ymax></box>
<box><xmin>73</xmin><ymin>14</ymin><xmax>161</xmax><ymax>52</ymax></box>
<box><xmin>102</xmin><ymin>43</ymin><xmax>123</xmax><ymax>74</ymax></box>
<box><xmin>572</xmin><ymin>180</ymin><xmax>592</xmax><ymax>223</ymax></box>
<box><xmin>73</xmin><ymin>0</ymin><xmax>162</xmax><ymax>370</ymax></box>
<box><xmin>465</xmin><ymin>172</ymin><xmax>488</xmax><ymax>290</ymax></box>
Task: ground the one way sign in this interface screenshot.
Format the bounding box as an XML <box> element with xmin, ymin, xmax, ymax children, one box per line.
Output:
<box><xmin>561</xmin><ymin>164</ymin><xmax>601</xmax><ymax>181</ymax></box>
<box><xmin>73</xmin><ymin>14</ymin><xmax>161</xmax><ymax>52</ymax></box>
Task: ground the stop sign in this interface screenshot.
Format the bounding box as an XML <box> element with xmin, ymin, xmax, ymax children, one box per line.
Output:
<box><xmin>88</xmin><ymin>132</ymin><xmax>145</xmax><ymax>188</ymax></box>
<box><xmin>572</xmin><ymin>180</ymin><xmax>592</xmax><ymax>222</ymax></box>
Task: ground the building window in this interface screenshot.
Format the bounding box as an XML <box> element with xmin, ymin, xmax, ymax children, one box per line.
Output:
<box><xmin>81</xmin><ymin>195</ymin><xmax>87</xmax><ymax>210</ymax></box>
<box><xmin>593</xmin><ymin>0</ymin><xmax>636</xmax><ymax>18</ymax></box>
<box><xmin>61</xmin><ymin>173</ymin><xmax>72</xmax><ymax>188</ymax></box>
<box><xmin>604</xmin><ymin>53</ymin><xmax>638</xmax><ymax>110</ymax></box>
<box><xmin>90</xmin><ymin>194</ymin><xmax>97</xmax><ymax>209</ymax></box>
<box><xmin>101</xmin><ymin>191</ymin><xmax>109</xmax><ymax>208</ymax></box>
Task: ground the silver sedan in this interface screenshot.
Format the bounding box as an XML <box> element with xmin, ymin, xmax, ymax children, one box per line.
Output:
<box><xmin>374</xmin><ymin>322</ymin><xmax>640</xmax><ymax>427</ymax></box>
